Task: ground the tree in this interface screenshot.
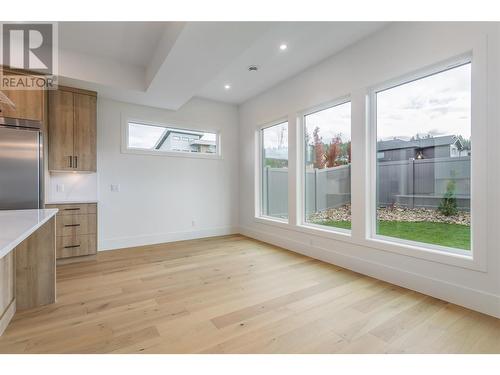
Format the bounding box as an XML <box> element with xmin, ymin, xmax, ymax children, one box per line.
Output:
<box><xmin>325</xmin><ymin>135</ymin><xmax>341</xmax><ymax>168</ymax></box>
<box><xmin>438</xmin><ymin>180</ymin><xmax>458</xmax><ymax>216</ymax></box>
<box><xmin>313</xmin><ymin>127</ymin><xmax>325</xmax><ymax>169</ymax></box>
<box><xmin>347</xmin><ymin>141</ymin><xmax>352</xmax><ymax>164</ymax></box>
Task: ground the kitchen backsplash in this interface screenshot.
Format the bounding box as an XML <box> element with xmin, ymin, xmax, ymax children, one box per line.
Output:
<box><xmin>46</xmin><ymin>172</ymin><xmax>98</xmax><ymax>203</ymax></box>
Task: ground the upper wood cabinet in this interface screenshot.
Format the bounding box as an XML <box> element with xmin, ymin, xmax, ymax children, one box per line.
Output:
<box><xmin>48</xmin><ymin>86</ymin><xmax>97</xmax><ymax>172</ymax></box>
<box><xmin>0</xmin><ymin>68</ymin><xmax>45</xmax><ymax>121</ymax></box>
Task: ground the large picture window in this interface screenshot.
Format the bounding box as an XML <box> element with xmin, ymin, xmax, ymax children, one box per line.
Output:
<box><xmin>374</xmin><ymin>62</ymin><xmax>471</xmax><ymax>252</ymax></box>
<box><xmin>261</xmin><ymin>121</ymin><xmax>289</xmax><ymax>220</ymax></box>
<box><xmin>304</xmin><ymin>101</ymin><xmax>351</xmax><ymax>231</ymax></box>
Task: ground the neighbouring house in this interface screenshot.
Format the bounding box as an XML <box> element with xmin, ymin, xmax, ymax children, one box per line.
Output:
<box><xmin>155</xmin><ymin>129</ymin><xmax>216</xmax><ymax>153</ymax></box>
<box><xmin>376</xmin><ymin>135</ymin><xmax>466</xmax><ymax>162</ymax></box>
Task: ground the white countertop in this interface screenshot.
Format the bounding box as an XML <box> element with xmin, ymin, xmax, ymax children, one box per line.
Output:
<box><xmin>0</xmin><ymin>209</ymin><xmax>58</xmax><ymax>259</ymax></box>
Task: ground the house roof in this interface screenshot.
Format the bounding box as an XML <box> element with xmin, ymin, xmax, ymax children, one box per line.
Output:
<box><xmin>377</xmin><ymin>135</ymin><xmax>462</xmax><ymax>151</ymax></box>
<box><xmin>155</xmin><ymin>128</ymin><xmax>204</xmax><ymax>149</ymax></box>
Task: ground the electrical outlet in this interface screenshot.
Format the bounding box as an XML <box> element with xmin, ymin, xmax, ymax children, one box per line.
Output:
<box><xmin>191</xmin><ymin>220</ymin><xmax>196</xmax><ymax>227</ymax></box>
<box><xmin>56</xmin><ymin>184</ymin><xmax>65</xmax><ymax>193</ymax></box>
<box><xmin>110</xmin><ymin>184</ymin><xmax>120</xmax><ymax>192</ymax></box>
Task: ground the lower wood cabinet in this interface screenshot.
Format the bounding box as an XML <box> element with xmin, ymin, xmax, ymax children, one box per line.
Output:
<box><xmin>45</xmin><ymin>202</ymin><xmax>97</xmax><ymax>262</ymax></box>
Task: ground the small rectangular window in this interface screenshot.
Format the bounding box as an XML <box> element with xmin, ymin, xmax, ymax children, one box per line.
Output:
<box><xmin>304</xmin><ymin>101</ymin><xmax>351</xmax><ymax>231</ymax></box>
<box><xmin>374</xmin><ymin>62</ymin><xmax>471</xmax><ymax>252</ymax></box>
<box><xmin>125</xmin><ymin>122</ymin><xmax>219</xmax><ymax>157</ymax></box>
<box><xmin>261</xmin><ymin>121</ymin><xmax>288</xmax><ymax>220</ymax></box>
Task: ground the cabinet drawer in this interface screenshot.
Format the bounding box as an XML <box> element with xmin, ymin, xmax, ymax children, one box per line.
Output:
<box><xmin>56</xmin><ymin>214</ymin><xmax>97</xmax><ymax>237</ymax></box>
<box><xmin>56</xmin><ymin>234</ymin><xmax>97</xmax><ymax>259</ymax></box>
<box><xmin>46</xmin><ymin>203</ymin><xmax>96</xmax><ymax>215</ymax></box>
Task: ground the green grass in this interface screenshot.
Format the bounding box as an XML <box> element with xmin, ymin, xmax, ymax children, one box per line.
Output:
<box><xmin>314</xmin><ymin>220</ymin><xmax>470</xmax><ymax>250</ymax></box>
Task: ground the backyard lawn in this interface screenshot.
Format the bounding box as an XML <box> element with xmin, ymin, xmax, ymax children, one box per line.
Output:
<box><xmin>318</xmin><ymin>220</ymin><xmax>470</xmax><ymax>250</ymax></box>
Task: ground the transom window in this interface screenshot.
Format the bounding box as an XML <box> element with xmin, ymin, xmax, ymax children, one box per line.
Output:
<box><xmin>125</xmin><ymin>122</ymin><xmax>219</xmax><ymax>157</ymax></box>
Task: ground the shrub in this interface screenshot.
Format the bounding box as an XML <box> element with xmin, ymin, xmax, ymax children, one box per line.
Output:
<box><xmin>438</xmin><ymin>180</ymin><xmax>458</xmax><ymax>216</ymax></box>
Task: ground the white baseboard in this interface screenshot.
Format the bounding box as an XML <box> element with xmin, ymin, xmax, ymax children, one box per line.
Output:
<box><xmin>99</xmin><ymin>226</ymin><xmax>239</xmax><ymax>251</ymax></box>
<box><xmin>240</xmin><ymin>226</ymin><xmax>500</xmax><ymax>319</ymax></box>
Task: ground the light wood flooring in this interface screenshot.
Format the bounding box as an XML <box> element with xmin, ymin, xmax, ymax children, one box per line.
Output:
<box><xmin>0</xmin><ymin>234</ymin><xmax>499</xmax><ymax>353</ymax></box>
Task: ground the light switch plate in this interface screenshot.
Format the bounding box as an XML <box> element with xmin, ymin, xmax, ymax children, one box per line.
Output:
<box><xmin>110</xmin><ymin>184</ymin><xmax>121</xmax><ymax>192</ymax></box>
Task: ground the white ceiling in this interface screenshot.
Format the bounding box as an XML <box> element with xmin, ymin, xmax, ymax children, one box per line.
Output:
<box><xmin>59</xmin><ymin>22</ymin><xmax>167</xmax><ymax>68</ymax></box>
<box><xmin>55</xmin><ymin>22</ymin><xmax>388</xmax><ymax>110</ymax></box>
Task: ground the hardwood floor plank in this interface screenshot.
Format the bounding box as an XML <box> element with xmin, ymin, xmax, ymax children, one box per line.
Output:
<box><xmin>0</xmin><ymin>234</ymin><xmax>497</xmax><ymax>353</ymax></box>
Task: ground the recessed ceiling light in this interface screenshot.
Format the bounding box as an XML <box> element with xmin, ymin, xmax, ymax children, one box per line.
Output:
<box><xmin>224</xmin><ymin>84</ymin><xmax>231</xmax><ymax>90</ymax></box>
<box><xmin>279</xmin><ymin>43</ymin><xmax>287</xmax><ymax>51</ymax></box>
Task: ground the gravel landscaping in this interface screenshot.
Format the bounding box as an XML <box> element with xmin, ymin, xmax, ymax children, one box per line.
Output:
<box><xmin>308</xmin><ymin>203</ymin><xmax>470</xmax><ymax>226</ymax></box>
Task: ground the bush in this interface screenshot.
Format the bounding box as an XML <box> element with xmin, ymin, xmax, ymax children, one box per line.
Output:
<box><xmin>438</xmin><ymin>180</ymin><xmax>458</xmax><ymax>216</ymax></box>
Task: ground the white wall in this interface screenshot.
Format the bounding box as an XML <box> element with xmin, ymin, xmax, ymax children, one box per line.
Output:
<box><xmin>46</xmin><ymin>96</ymin><xmax>240</xmax><ymax>251</ymax></box>
<box><xmin>98</xmin><ymin>97</ymin><xmax>239</xmax><ymax>250</ymax></box>
<box><xmin>238</xmin><ymin>22</ymin><xmax>500</xmax><ymax>318</ymax></box>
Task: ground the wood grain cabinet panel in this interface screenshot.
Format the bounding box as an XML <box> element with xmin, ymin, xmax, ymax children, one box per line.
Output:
<box><xmin>56</xmin><ymin>234</ymin><xmax>97</xmax><ymax>259</ymax></box>
<box><xmin>73</xmin><ymin>93</ymin><xmax>97</xmax><ymax>171</ymax></box>
<box><xmin>15</xmin><ymin>217</ymin><xmax>56</xmax><ymax>311</ymax></box>
<box><xmin>48</xmin><ymin>89</ymin><xmax>74</xmax><ymax>170</ymax></box>
<box><xmin>56</xmin><ymin>213</ymin><xmax>97</xmax><ymax>237</ymax></box>
<box><xmin>0</xmin><ymin>68</ymin><xmax>45</xmax><ymax>121</ymax></box>
<box><xmin>0</xmin><ymin>252</ymin><xmax>15</xmax><ymax>322</ymax></box>
<box><xmin>46</xmin><ymin>203</ymin><xmax>98</xmax><ymax>261</ymax></box>
<box><xmin>48</xmin><ymin>86</ymin><xmax>96</xmax><ymax>172</ymax></box>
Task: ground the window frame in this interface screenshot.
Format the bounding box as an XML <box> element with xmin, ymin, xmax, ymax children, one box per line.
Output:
<box><xmin>366</xmin><ymin>53</ymin><xmax>487</xmax><ymax>271</ymax></box>
<box><xmin>297</xmin><ymin>96</ymin><xmax>353</xmax><ymax>236</ymax></box>
<box><xmin>255</xmin><ymin>117</ymin><xmax>290</xmax><ymax>224</ymax></box>
<box><xmin>121</xmin><ymin>117</ymin><xmax>222</xmax><ymax>160</ymax></box>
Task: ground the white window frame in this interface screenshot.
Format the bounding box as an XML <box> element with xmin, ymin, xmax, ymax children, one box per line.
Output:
<box><xmin>366</xmin><ymin>53</ymin><xmax>487</xmax><ymax>271</ymax></box>
<box><xmin>297</xmin><ymin>96</ymin><xmax>353</xmax><ymax>237</ymax></box>
<box><xmin>121</xmin><ymin>117</ymin><xmax>222</xmax><ymax>160</ymax></box>
<box><xmin>254</xmin><ymin>118</ymin><xmax>290</xmax><ymax>225</ymax></box>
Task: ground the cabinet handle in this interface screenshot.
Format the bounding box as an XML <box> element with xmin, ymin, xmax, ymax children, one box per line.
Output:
<box><xmin>74</xmin><ymin>156</ymin><xmax>78</xmax><ymax>169</ymax></box>
<box><xmin>63</xmin><ymin>208</ymin><xmax>80</xmax><ymax>211</ymax></box>
<box><xmin>64</xmin><ymin>223</ymin><xmax>80</xmax><ymax>227</ymax></box>
<box><xmin>64</xmin><ymin>245</ymin><xmax>80</xmax><ymax>249</ymax></box>
<box><xmin>68</xmin><ymin>156</ymin><xmax>73</xmax><ymax>168</ymax></box>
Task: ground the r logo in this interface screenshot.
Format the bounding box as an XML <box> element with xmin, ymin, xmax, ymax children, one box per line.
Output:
<box><xmin>2</xmin><ymin>23</ymin><xmax>54</xmax><ymax>74</ymax></box>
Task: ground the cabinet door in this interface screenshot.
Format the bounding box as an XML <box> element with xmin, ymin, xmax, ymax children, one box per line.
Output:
<box><xmin>0</xmin><ymin>70</ymin><xmax>44</xmax><ymax>121</ymax></box>
<box><xmin>73</xmin><ymin>93</ymin><xmax>96</xmax><ymax>172</ymax></box>
<box><xmin>48</xmin><ymin>90</ymin><xmax>74</xmax><ymax>171</ymax></box>
<box><xmin>0</xmin><ymin>88</ymin><xmax>44</xmax><ymax>121</ymax></box>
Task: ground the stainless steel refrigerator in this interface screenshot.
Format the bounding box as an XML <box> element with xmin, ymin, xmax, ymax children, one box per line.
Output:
<box><xmin>0</xmin><ymin>117</ymin><xmax>44</xmax><ymax>210</ymax></box>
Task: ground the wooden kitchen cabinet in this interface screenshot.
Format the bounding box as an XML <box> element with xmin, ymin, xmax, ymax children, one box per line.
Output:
<box><xmin>48</xmin><ymin>86</ymin><xmax>97</xmax><ymax>172</ymax></box>
<box><xmin>74</xmin><ymin>93</ymin><xmax>97</xmax><ymax>171</ymax></box>
<box><xmin>45</xmin><ymin>203</ymin><xmax>98</xmax><ymax>263</ymax></box>
<box><xmin>0</xmin><ymin>68</ymin><xmax>45</xmax><ymax>122</ymax></box>
<box><xmin>48</xmin><ymin>89</ymin><xmax>74</xmax><ymax>170</ymax></box>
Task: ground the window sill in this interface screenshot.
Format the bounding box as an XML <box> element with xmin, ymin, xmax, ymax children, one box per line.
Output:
<box><xmin>360</xmin><ymin>235</ymin><xmax>484</xmax><ymax>272</ymax></box>
<box><xmin>121</xmin><ymin>147</ymin><xmax>222</xmax><ymax>160</ymax></box>
<box><xmin>252</xmin><ymin>217</ymin><xmax>485</xmax><ymax>272</ymax></box>
<box><xmin>254</xmin><ymin>216</ymin><xmax>289</xmax><ymax>230</ymax></box>
<box><xmin>294</xmin><ymin>223</ymin><xmax>352</xmax><ymax>242</ymax></box>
